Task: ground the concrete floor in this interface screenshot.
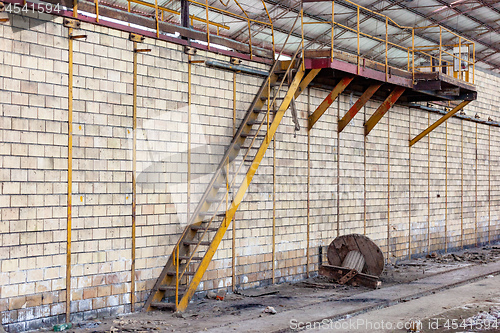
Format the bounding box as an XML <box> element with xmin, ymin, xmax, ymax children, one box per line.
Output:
<box><xmin>60</xmin><ymin>245</ymin><xmax>500</xmax><ymax>333</ymax></box>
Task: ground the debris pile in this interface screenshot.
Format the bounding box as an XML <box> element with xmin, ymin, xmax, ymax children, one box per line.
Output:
<box><xmin>463</xmin><ymin>306</ymin><xmax>500</xmax><ymax>327</ymax></box>
<box><xmin>427</xmin><ymin>247</ymin><xmax>500</xmax><ymax>264</ymax></box>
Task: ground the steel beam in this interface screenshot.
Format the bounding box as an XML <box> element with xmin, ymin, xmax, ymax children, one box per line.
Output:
<box><xmin>338</xmin><ymin>83</ymin><xmax>382</xmax><ymax>133</ymax></box>
<box><xmin>308</xmin><ymin>76</ymin><xmax>354</xmax><ymax>130</ymax></box>
<box><xmin>364</xmin><ymin>86</ymin><xmax>405</xmax><ymax>136</ymax></box>
<box><xmin>409</xmin><ymin>100</ymin><xmax>471</xmax><ymax>147</ymax></box>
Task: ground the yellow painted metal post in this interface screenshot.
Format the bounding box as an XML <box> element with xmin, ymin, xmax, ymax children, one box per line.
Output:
<box><xmin>445</xmin><ymin>121</ymin><xmax>448</xmax><ymax>252</ymax></box>
<box><xmin>387</xmin><ymin>108</ymin><xmax>390</xmax><ymax>260</ymax></box>
<box><xmin>488</xmin><ymin>125</ymin><xmax>491</xmax><ymax>244</ymax></box>
<box><xmin>306</xmin><ymin>87</ymin><xmax>310</xmax><ymax>278</ymax></box>
<box><xmin>408</xmin><ymin>107</ymin><xmax>412</xmax><ymax>260</ymax></box>
<box><xmin>154</xmin><ymin>0</ymin><xmax>159</xmax><ymax>38</ymax></box>
<box><xmin>475</xmin><ymin>122</ymin><xmax>478</xmax><ymax>246</ymax></box>
<box><xmin>188</xmin><ymin>56</ymin><xmax>192</xmax><ymax>225</ymax></box>
<box><xmin>357</xmin><ymin>6</ymin><xmax>360</xmax><ymax>74</ymax></box>
<box><xmin>205</xmin><ymin>0</ymin><xmax>210</xmax><ymax>49</ymax></box>
<box><xmin>95</xmin><ymin>0</ymin><xmax>99</xmax><ymax>22</ymax></box>
<box><xmin>301</xmin><ymin>4</ymin><xmax>305</xmax><ymax>63</ymax></box>
<box><xmin>385</xmin><ymin>17</ymin><xmax>388</xmax><ymax>82</ymax></box>
<box><xmin>427</xmin><ymin>113</ymin><xmax>430</xmax><ymax>253</ymax></box>
<box><xmin>66</xmin><ymin>25</ymin><xmax>74</xmax><ymax>325</ymax></box>
<box><xmin>412</xmin><ymin>29</ymin><xmax>415</xmax><ymax>80</ymax></box>
<box><xmin>131</xmin><ymin>40</ymin><xmax>138</xmax><ymax>313</ymax></box>
<box><xmin>232</xmin><ymin>72</ymin><xmax>236</xmax><ymax>291</ymax></box>
<box><xmin>272</xmin><ymin>127</ymin><xmax>276</xmax><ymax>284</ymax></box>
<box><xmin>331</xmin><ymin>1</ymin><xmax>334</xmax><ymax>62</ymax></box>
<box><xmin>439</xmin><ymin>27</ymin><xmax>442</xmax><ymax>72</ymax></box>
<box><xmin>461</xmin><ymin>120</ymin><xmax>464</xmax><ymax>248</ymax></box>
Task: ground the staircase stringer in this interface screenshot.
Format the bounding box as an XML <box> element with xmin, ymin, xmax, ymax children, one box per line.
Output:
<box><xmin>176</xmin><ymin>66</ymin><xmax>309</xmax><ymax>312</ymax></box>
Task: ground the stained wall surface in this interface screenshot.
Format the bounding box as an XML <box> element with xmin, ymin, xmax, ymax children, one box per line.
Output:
<box><xmin>0</xmin><ymin>11</ymin><xmax>499</xmax><ymax>332</ymax></box>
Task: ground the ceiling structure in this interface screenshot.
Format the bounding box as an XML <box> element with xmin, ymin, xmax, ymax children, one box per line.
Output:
<box><xmin>90</xmin><ymin>0</ymin><xmax>500</xmax><ymax>73</ymax></box>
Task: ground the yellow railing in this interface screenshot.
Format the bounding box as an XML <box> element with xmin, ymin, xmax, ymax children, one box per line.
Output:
<box><xmin>86</xmin><ymin>0</ymin><xmax>275</xmax><ymax>59</ymax></box>
<box><xmin>300</xmin><ymin>0</ymin><xmax>475</xmax><ymax>85</ymax></box>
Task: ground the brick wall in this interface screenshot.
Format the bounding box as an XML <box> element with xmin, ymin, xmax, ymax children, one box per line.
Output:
<box><xmin>1</xmin><ymin>11</ymin><xmax>500</xmax><ymax>331</ymax></box>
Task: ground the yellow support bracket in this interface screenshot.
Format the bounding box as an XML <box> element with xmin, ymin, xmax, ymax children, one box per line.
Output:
<box><xmin>409</xmin><ymin>100</ymin><xmax>471</xmax><ymax>147</ymax></box>
<box><xmin>176</xmin><ymin>65</ymin><xmax>309</xmax><ymax>312</ymax></box>
<box><xmin>308</xmin><ymin>76</ymin><xmax>354</xmax><ymax>131</ymax></box>
<box><xmin>364</xmin><ymin>86</ymin><xmax>405</xmax><ymax>136</ymax></box>
<box><xmin>338</xmin><ymin>83</ymin><xmax>382</xmax><ymax>133</ymax></box>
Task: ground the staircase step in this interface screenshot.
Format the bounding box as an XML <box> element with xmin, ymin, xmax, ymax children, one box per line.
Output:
<box><xmin>240</xmin><ymin>133</ymin><xmax>266</xmax><ymax>138</ymax></box>
<box><xmin>199</xmin><ymin>211</ymin><xmax>226</xmax><ymax>216</ymax></box>
<box><xmin>183</xmin><ymin>240</ymin><xmax>212</xmax><ymax>246</ymax></box>
<box><xmin>247</xmin><ymin>120</ymin><xmax>268</xmax><ymax>126</ymax></box>
<box><xmin>151</xmin><ymin>302</ymin><xmax>176</xmax><ymax>310</ymax></box>
<box><xmin>260</xmin><ymin>96</ymin><xmax>284</xmax><ymax>101</ymax></box>
<box><xmin>206</xmin><ymin>198</ymin><xmax>223</xmax><ymax>203</ymax></box>
<box><xmin>179</xmin><ymin>255</ymin><xmax>204</xmax><ymax>261</ymax></box>
<box><xmin>167</xmin><ymin>270</ymin><xmax>196</xmax><ymax>276</ymax></box>
<box><xmin>159</xmin><ymin>285</ymin><xmax>186</xmax><ymax>292</ymax></box>
<box><xmin>190</xmin><ymin>225</ymin><xmax>219</xmax><ymax>232</ymax></box>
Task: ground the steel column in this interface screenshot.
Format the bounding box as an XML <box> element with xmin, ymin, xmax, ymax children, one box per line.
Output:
<box><xmin>338</xmin><ymin>83</ymin><xmax>382</xmax><ymax>133</ymax></box>
<box><xmin>364</xmin><ymin>86</ymin><xmax>405</xmax><ymax>136</ymax></box>
<box><xmin>308</xmin><ymin>76</ymin><xmax>353</xmax><ymax>130</ymax></box>
<box><xmin>66</xmin><ymin>24</ymin><xmax>74</xmax><ymax>325</ymax></box>
<box><xmin>409</xmin><ymin>100</ymin><xmax>471</xmax><ymax>147</ymax></box>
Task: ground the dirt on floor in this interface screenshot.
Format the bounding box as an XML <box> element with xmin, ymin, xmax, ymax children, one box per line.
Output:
<box><xmin>47</xmin><ymin>245</ymin><xmax>500</xmax><ymax>333</ymax></box>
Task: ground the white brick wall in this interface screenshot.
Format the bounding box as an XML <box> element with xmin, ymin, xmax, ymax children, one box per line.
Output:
<box><xmin>1</xmin><ymin>10</ymin><xmax>500</xmax><ymax>332</ymax></box>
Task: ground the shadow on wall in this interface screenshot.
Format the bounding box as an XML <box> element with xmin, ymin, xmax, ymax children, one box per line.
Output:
<box><xmin>2</xmin><ymin>2</ymin><xmax>58</xmax><ymax>30</ymax></box>
<box><xmin>136</xmin><ymin>105</ymin><xmax>229</xmax><ymax>226</ymax></box>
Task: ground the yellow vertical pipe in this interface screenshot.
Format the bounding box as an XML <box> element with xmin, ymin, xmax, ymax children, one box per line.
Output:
<box><xmin>412</xmin><ymin>29</ymin><xmax>415</xmax><ymax>79</ymax></box>
<box><xmin>357</xmin><ymin>6</ymin><xmax>360</xmax><ymax>74</ymax></box>
<box><xmin>475</xmin><ymin>123</ymin><xmax>478</xmax><ymax>246</ymax></box>
<box><xmin>187</xmin><ymin>56</ymin><xmax>192</xmax><ymax>223</ymax></box>
<box><xmin>461</xmin><ymin>120</ymin><xmax>464</xmax><ymax>248</ymax></box>
<box><xmin>301</xmin><ymin>5</ymin><xmax>305</xmax><ymax>65</ymax></box>
<box><xmin>331</xmin><ymin>1</ymin><xmax>334</xmax><ymax>62</ymax></box>
<box><xmin>387</xmin><ymin>107</ymin><xmax>390</xmax><ymax>259</ymax></box>
<box><xmin>385</xmin><ymin>17</ymin><xmax>388</xmax><ymax>82</ymax></box>
<box><xmin>473</xmin><ymin>42</ymin><xmax>475</xmax><ymax>84</ymax></box>
<box><xmin>205</xmin><ymin>0</ymin><xmax>210</xmax><ymax>49</ymax></box>
<box><xmin>66</xmin><ymin>26</ymin><xmax>74</xmax><ymax>325</ymax></box>
<box><xmin>154</xmin><ymin>0</ymin><xmax>159</xmax><ymax>38</ymax></box>
<box><xmin>427</xmin><ymin>113</ymin><xmax>430</xmax><ymax>253</ymax></box>
<box><xmin>408</xmin><ymin>107</ymin><xmax>412</xmax><ymax>260</ymax></box>
<box><xmin>272</xmin><ymin>76</ymin><xmax>279</xmax><ymax>284</ymax></box>
<box><xmin>488</xmin><ymin>125</ymin><xmax>491</xmax><ymax>244</ymax></box>
<box><xmin>95</xmin><ymin>0</ymin><xmax>99</xmax><ymax>22</ymax></box>
<box><xmin>364</xmin><ymin>105</ymin><xmax>367</xmax><ymax>236</ymax></box>
<box><xmin>131</xmin><ymin>40</ymin><xmax>138</xmax><ymax>313</ymax></box>
<box><xmin>232</xmin><ymin>72</ymin><xmax>236</xmax><ymax>291</ymax></box>
<box><xmin>445</xmin><ymin>121</ymin><xmax>448</xmax><ymax>252</ymax></box>
<box><xmin>336</xmin><ymin>97</ymin><xmax>340</xmax><ymax>237</ymax></box>
<box><xmin>306</xmin><ymin>87</ymin><xmax>311</xmax><ymax>278</ymax></box>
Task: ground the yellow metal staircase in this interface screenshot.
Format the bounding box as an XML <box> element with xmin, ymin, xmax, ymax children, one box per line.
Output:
<box><xmin>144</xmin><ymin>51</ymin><xmax>320</xmax><ymax>312</ymax></box>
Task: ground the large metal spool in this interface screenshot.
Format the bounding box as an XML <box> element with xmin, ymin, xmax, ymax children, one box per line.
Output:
<box><xmin>327</xmin><ymin>234</ymin><xmax>384</xmax><ymax>276</ymax></box>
